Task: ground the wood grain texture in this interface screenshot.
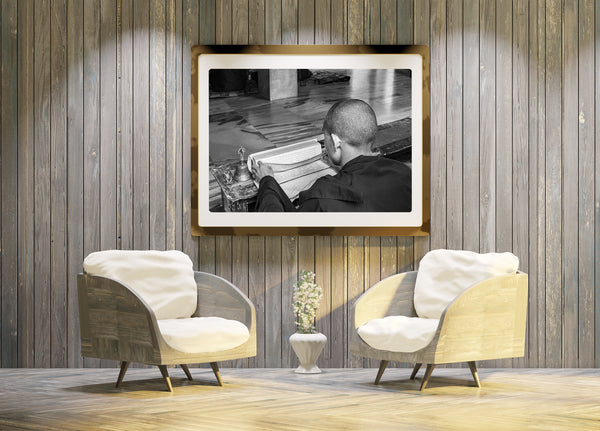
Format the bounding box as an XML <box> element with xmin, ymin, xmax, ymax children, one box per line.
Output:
<box><xmin>577</xmin><ymin>0</ymin><xmax>595</xmax><ymax>368</ymax></box>
<box><xmin>511</xmin><ymin>0</ymin><xmax>528</xmax><ymax>369</ymax></box>
<box><xmin>298</xmin><ymin>0</ymin><xmax>315</xmax><ymax>44</ymax></box>
<box><xmin>445</xmin><ymin>0</ymin><xmax>463</xmax><ymax>250</ymax></box>
<box><xmin>50</xmin><ymin>0</ymin><xmax>68</xmax><ymax>368</ymax></box>
<box><xmin>462</xmin><ymin>0</ymin><xmax>479</xmax><ymax>253</ymax></box>
<box><xmin>17</xmin><ymin>0</ymin><xmax>36</xmax><ymax>368</ymax></box>
<box><xmin>281</xmin><ymin>0</ymin><xmax>297</xmax><ymax>44</ymax></box>
<box><xmin>34</xmin><ymin>0</ymin><xmax>52</xmax><ymax>368</ymax></box>
<box><xmin>1</xmin><ymin>0</ymin><xmax>599</xmax><ymax>369</ymax></box>
<box><xmin>265</xmin><ymin>0</ymin><xmax>281</xmax><ymax>44</ymax></box>
<box><xmin>2</xmin><ymin>368</ymin><xmax>600</xmax><ymax>430</ymax></box>
<box><xmin>544</xmin><ymin>0</ymin><xmax>563</xmax><ymax>368</ymax></box>
<box><xmin>1</xmin><ymin>0</ymin><xmax>19</xmax><ymax>368</ymax></box>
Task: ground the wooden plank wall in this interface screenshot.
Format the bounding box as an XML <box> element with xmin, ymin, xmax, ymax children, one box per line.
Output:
<box><xmin>0</xmin><ymin>1</ymin><xmax>598</xmax><ymax>368</ymax></box>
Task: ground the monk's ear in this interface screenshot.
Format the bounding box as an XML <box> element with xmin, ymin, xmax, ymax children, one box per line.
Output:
<box><xmin>331</xmin><ymin>133</ymin><xmax>343</xmax><ymax>150</ymax></box>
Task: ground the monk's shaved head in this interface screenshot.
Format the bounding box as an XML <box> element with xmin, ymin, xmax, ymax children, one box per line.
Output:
<box><xmin>323</xmin><ymin>99</ymin><xmax>378</xmax><ymax>149</ymax></box>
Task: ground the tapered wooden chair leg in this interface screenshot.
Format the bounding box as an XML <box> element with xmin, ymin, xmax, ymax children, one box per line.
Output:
<box><xmin>420</xmin><ymin>364</ymin><xmax>435</xmax><ymax>390</ymax></box>
<box><xmin>210</xmin><ymin>362</ymin><xmax>223</xmax><ymax>386</ymax></box>
<box><xmin>410</xmin><ymin>363</ymin><xmax>422</xmax><ymax>380</ymax></box>
<box><xmin>158</xmin><ymin>365</ymin><xmax>173</xmax><ymax>392</ymax></box>
<box><xmin>468</xmin><ymin>361</ymin><xmax>481</xmax><ymax>388</ymax></box>
<box><xmin>180</xmin><ymin>364</ymin><xmax>193</xmax><ymax>381</ymax></box>
<box><xmin>374</xmin><ymin>360</ymin><xmax>388</xmax><ymax>385</ymax></box>
<box><xmin>116</xmin><ymin>361</ymin><xmax>129</xmax><ymax>388</ymax></box>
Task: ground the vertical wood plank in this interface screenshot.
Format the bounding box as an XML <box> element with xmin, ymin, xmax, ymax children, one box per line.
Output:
<box><xmin>150</xmin><ymin>0</ymin><xmax>167</xmax><ymax>250</ymax></box>
<box><xmin>265</xmin><ymin>236</ymin><xmax>282</xmax><ymax>367</ymax></box>
<box><xmin>282</xmin><ymin>0</ymin><xmax>298</xmax><ymax>44</ymax></box>
<box><xmin>196</xmin><ymin>0</ymin><xmax>212</xmax><ymax>268</ymax></box>
<box><xmin>495</xmin><ymin>0</ymin><xmax>513</xmax><ymax>247</ymax></box>
<box><xmin>298</xmin><ymin>0</ymin><xmax>315</xmax><ymax>44</ymax></box>
<box><xmin>535</xmin><ymin>0</ymin><xmax>547</xmax><ymax>367</ymax></box>
<box><xmin>120</xmin><ymin>0</ymin><xmax>134</xmax><ymax>251</ymax></box>
<box><xmin>495</xmin><ymin>0</ymin><xmax>513</xmax><ymax>369</ymax></box>
<box><xmin>101</xmin><ymin>0</ymin><xmax>118</xmax><ymax>254</ymax></box>
<box><xmin>446</xmin><ymin>0</ymin><xmax>463</xmax><ymax>250</ymax></box>
<box><xmin>331</xmin><ymin>0</ymin><xmax>347</xmax><ymax>44</ymax></box>
<box><xmin>166</xmin><ymin>0</ymin><xmax>183</xmax><ymax>250</ymax></box>
<box><xmin>479</xmin><ymin>0</ymin><xmax>495</xmax><ymax>253</ymax></box>
<box><xmin>511</xmin><ymin>0</ymin><xmax>529</xmax><ymax>368</ymax></box>
<box><xmin>183</xmin><ymin>0</ymin><xmax>199</xmax><ymax>265</ymax></box>
<box><xmin>249</xmin><ymin>0</ymin><xmax>265</xmax><ymax>44</ymax></box>
<box><xmin>380</xmin><ymin>236</ymin><xmax>397</xmax><ymax>278</ymax></box>
<box><xmin>34</xmin><ymin>0</ymin><xmax>52</xmax><ymax>368</ymax></box>
<box><xmin>50</xmin><ymin>0</ymin><xmax>68</xmax><ymax>368</ymax></box>
<box><xmin>281</xmin><ymin>236</ymin><xmax>298</xmax><ymax>367</ymax></box>
<box><xmin>232</xmin><ymin>0</ymin><xmax>249</xmax><ymax>44</ymax></box>
<box><xmin>347</xmin><ymin>236</ymin><xmax>365</xmax><ymax>367</ymax></box>
<box><xmin>347</xmin><ymin>0</ymin><xmax>363</xmax><ymax>44</ymax></box>
<box><xmin>396</xmin><ymin>0</ymin><xmax>413</xmax><ymax>45</ymax></box>
<box><xmin>133</xmin><ymin>0</ymin><xmax>150</xmax><ymax>251</ymax></box>
<box><xmin>545</xmin><ymin>0</ymin><xmax>563</xmax><ymax>368</ymax></box>
<box><xmin>462</xmin><ymin>0</ymin><xmax>479</xmax><ymax>253</ymax></box>
<box><xmin>82</xmin><ymin>0</ymin><xmax>101</xmax><ymax>368</ymax></box>
<box><xmin>430</xmin><ymin>0</ymin><xmax>447</xmax><ymax>250</ymax></box>
<box><xmin>265</xmin><ymin>0</ymin><xmax>282</xmax><ymax>44</ymax></box>
<box><xmin>330</xmin><ymin>236</ymin><xmax>347</xmax><ymax>367</ymax></box>
<box><xmin>577</xmin><ymin>0</ymin><xmax>595</xmax><ymax>368</ymax></box>
<box><xmin>1</xmin><ymin>0</ymin><xmax>19</xmax><ymax>368</ymax></box>
<box><xmin>216</xmin><ymin>236</ymin><xmax>233</xmax><ymax>367</ymax></box>
<box><xmin>231</xmin><ymin>236</ymin><xmax>249</xmax><ymax>367</ymax></box>
<box><xmin>561</xmin><ymin>0</ymin><xmax>579</xmax><ymax>369</ymax></box>
<box><xmin>315</xmin><ymin>0</ymin><xmax>330</xmax><ymax>44</ymax></box>
<box><xmin>315</xmin><ymin>236</ymin><xmax>332</xmax><ymax>367</ymax></box>
<box><xmin>199</xmin><ymin>0</ymin><xmax>215</xmax><ymax>43</ymax></box>
<box><xmin>526</xmin><ymin>0</ymin><xmax>540</xmax><ymax>368</ymax></box>
<box><xmin>17</xmin><ymin>0</ymin><xmax>36</xmax><ymax>368</ymax></box>
<box><xmin>216</xmin><ymin>0</ymin><xmax>233</xmax><ymax>44</ymax></box>
<box><xmin>412</xmin><ymin>0</ymin><xmax>429</xmax><ymax>266</ymax></box>
<box><xmin>595</xmin><ymin>0</ymin><xmax>600</xmax><ymax>369</ymax></box>
<box><xmin>248</xmin><ymin>237</ymin><xmax>265</xmax><ymax>367</ymax></box>
<box><xmin>366</xmin><ymin>0</ymin><xmax>380</xmax><ymax>44</ymax></box>
<box><xmin>380</xmin><ymin>0</ymin><xmax>396</xmax><ymax>45</ymax></box>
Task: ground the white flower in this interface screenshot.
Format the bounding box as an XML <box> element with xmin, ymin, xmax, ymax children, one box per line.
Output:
<box><xmin>292</xmin><ymin>270</ymin><xmax>322</xmax><ymax>334</ymax></box>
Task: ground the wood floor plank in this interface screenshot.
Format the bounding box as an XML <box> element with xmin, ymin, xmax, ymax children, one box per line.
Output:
<box><xmin>0</xmin><ymin>368</ymin><xmax>599</xmax><ymax>430</ymax></box>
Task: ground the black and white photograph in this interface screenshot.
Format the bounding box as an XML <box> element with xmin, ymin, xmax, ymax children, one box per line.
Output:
<box><xmin>194</xmin><ymin>47</ymin><xmax>426</xmax><ymax>232</ymax></box>
<box><xmin>208</xmin><ymin>68</ymin><xmax>413</xmax><ymax>214</ymax></box>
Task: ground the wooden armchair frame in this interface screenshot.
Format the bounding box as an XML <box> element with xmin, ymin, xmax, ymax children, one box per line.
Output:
<box><xmin>78</xmin><ymin>271</ymin><xmax>257</xmax><ymax>391</ymax></box>
<box><xmin>350</xmin><ymin>271</ymin><xmax>528</xmax><ymax>389</ymax></box>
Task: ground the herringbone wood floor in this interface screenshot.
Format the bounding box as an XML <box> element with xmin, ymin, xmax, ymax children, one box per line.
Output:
<box><xmin>1</xmin><ymin>368</ymin><xmax>599</xmax><ymax>430</ymax></box>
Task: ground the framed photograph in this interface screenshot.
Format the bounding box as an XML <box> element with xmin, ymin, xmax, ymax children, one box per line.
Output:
<box><xmin>191</xmin><ymin>45</ymin><xmax>430</xmax><ymax>236</ymax></box>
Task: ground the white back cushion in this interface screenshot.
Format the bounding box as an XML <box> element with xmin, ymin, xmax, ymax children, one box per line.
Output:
<box><xmin>414</xmin><ymin>249</ymin><xmax>519</xmax><ymax>319</ymax></box>
<box><xmin>83</xmin><ymin>250</ymin><xmax>197</xmax><ymax>320</ymax></box>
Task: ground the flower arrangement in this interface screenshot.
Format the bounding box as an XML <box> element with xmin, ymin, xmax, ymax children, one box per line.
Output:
<box><xmin>292</xmin><ymin>270</ymin><xmax>323</xmax><ymax>334</ymax></box>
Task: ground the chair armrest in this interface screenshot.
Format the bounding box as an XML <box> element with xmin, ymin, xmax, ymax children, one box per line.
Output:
<box><xmin>77</xmin><ymin>273</ymin><xmax>163</xmax><ymax>364</ymax></box>
<box><xmin>351</xmin><ymin>271</ymin><xmax>418</xmax><ymax>329</ymax></box>
<box><xmin>193</xmin><ymin>271</ymin><xmax>256</xmax><ymax>331</ymax></box>
<box><xmin>433</xmin><ymin>272</ymin><xmax>528</xmax><ymax>363</ymax></box>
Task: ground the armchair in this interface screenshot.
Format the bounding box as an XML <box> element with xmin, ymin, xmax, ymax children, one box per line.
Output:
<box><xmin>350</xmin><ymin>249</ymin><xmax>528</xmax><ymax>390</ymax></box>
<box><xmin>78</xmin><ymin>250</ymin><xmax>256</xmax><ymax>391</ymax></box>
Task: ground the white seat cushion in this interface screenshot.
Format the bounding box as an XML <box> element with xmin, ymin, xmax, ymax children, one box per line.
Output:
<box><xmin>357</xmin><ymin>316</ymin><xmax>439</xmax><ymax>353</ymax></box>
<box><xmin>83</xmin><ymin>250</ymin><xmax>197</xmax><ymax>320</ymax></box>
<box><xmin>414</xmin><ymin>249</ymin><xmax>519</xmax><ymax>319</ymax></box>
<box><xmin>158</xmin><ymin>317</ymin><xmax>250</xmax><ymax>353</ymax></box>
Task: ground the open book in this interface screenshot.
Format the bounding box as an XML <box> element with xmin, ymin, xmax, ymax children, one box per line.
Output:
<box><xmin>247</xmin><ymin>139</ymin><xmax>338</xmax><ymax>201</ymax></box>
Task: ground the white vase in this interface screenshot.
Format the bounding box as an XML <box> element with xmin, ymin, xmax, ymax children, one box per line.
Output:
<box><xmin>289</xmin><ymin>332</ymin><xmax>327</xmax><ymax>374</ymax></box>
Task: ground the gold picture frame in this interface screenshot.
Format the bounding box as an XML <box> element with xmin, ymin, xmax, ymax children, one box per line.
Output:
<box><xmin>191</xmin><ymin>45</ymin><xmax>430</xmax><ymax>236</ymax></box>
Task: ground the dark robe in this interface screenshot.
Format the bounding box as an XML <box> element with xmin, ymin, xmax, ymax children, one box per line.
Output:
<box><xmin>256</xmin><ymin>155</ymin><xmax>412</xmax><ymax>212</ymax></box>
